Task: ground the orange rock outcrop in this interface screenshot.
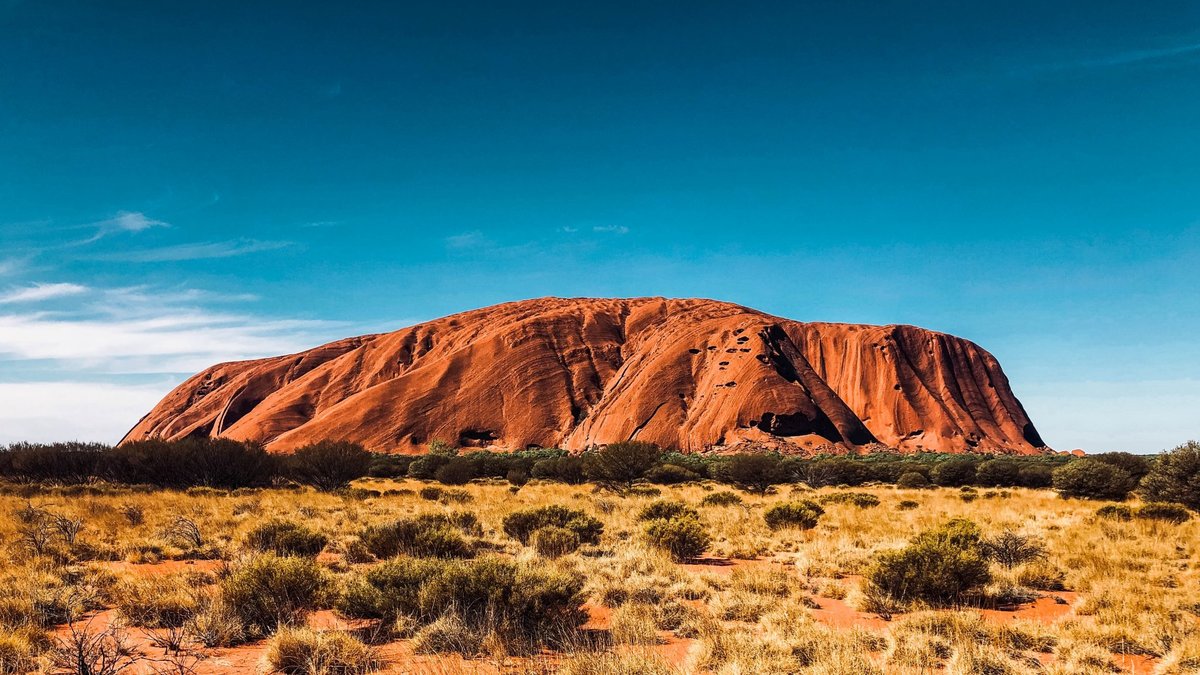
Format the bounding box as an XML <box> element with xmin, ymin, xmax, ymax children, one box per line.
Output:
<box><xmin>122</xmin><ymin>298</ymin><xmax>1048</xmax><ymax>455</ymax></box>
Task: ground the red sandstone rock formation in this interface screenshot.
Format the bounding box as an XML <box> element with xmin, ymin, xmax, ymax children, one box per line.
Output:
<box><xmin>122</xmin><ymin>297</ymin><xmax>1048</xmax><ymax>455</ymax></box>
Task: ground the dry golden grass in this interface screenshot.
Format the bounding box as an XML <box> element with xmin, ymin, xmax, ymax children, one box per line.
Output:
<box><xmin>0</xmin><ymin>478</ymin><xmax>1195</xmax><ymax>673</ymax></box>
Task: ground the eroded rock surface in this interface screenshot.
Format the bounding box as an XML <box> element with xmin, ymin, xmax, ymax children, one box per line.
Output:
<box><xmin>123</xmin><ymin>297</ymin><xmax>1047</xmax><ymax>454</ymax></box>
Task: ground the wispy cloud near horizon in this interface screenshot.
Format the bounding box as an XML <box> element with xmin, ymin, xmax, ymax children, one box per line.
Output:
<box><xmin>1030</xmin><ymin>37</ymin><xmax>1200</xmax><ymax>73</ymax></box>
<box><xmin>88</xmin><ymin>239</ymin><xmax>293</xmax><ymax>262</ymax></box>
<box><xmin>0</xmin><ymin>282</ymin><xmax>89</xmax><ymax>304</ymax></box>
<box><xmin>77</xmin><ymin>210</ymin><xmax>170</xmax><ymax>244</ymax></box>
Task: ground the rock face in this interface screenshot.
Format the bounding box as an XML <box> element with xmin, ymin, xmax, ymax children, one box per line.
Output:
<box><xmin>122</xmin><ymin>297</ymin><xmax>1048</xmax><ymax>455</ymax></box>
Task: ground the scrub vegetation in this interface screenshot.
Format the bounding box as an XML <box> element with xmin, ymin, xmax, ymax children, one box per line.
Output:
<box><xmin>0</xmin><ymin>439</ymin><xmax>1196</xmax><ymax>673</ymax></box>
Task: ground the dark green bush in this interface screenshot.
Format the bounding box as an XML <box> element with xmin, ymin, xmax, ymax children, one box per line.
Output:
<box><xmin>1136</xmin><ymin>502</ymin><xmax>1192</xmax><ymax>524</ymax></box>
<box><xmin>974</xmin><ymin>460</ymin><xmax>1020</xmax><ymax>487</ymax></box>
<box><xmin>897</xmin><ymin>499</ymin><xmax>920</xmax><ymax>510</ymax></box>
<box><xmin>1137</xmin><ymin>441</ymin><xmax>1200</xmax><ymax>511</ymax></box>
<box><xmin>642</xmin><ymin>464</ymin><xmax>701</xmax><ymax>484</ymax></box>
<box><xmin>341</xmin><ymin>556</ymin><xmax>586</xmax><ymax>642</ymax></box>
<box><xmin>866</xmin><ymin>519</ymin><xmax>991</xmax><ymax>606</ymax></box>
<box><xmin>700</xmin><ymin>491</ymin><xmax>743</xmax><ymax>507</ymax></box>
<box><xmin>1017</xmin><ymin>464</ymin><xmax>1054</xmax><ymax>488</ymax></box>
<box><xmin>361</xmin><ymin>513</ymin><xmax>477</xmax><ymax>559</ymax></box>
<box><xmin>502</xmin><ymin>506</ymin><xmax>603</xmax><ymax>545</ymax></box>
<box><xmin>530</xmin><ymin>456</ymin><xmax>585</xmax><ymax>484</ymax></box>
<box><xmin>931</xmin><ymin>459</ymin><xmax>978</xmax><ymax>487</ymax></box>
<box><xmin>530</xmin><ymin>526</ymin><xmax>580</xmax><ymax>558</ymax></box>
<box><xmin>1092</xmin><ymin>452</ymin><xmax>1152</xmax><ymax>481</ymax></box>
<box><xmin>819</xmin><ymin>491</ymin><xmax>880</xmax><ymax>508</ymax></box>
<box><xmin>717</xmin><ymin>453</ymin><xmax>790</xmax><ymax>495</ymax></box>
<box><xmin>636</xmin><ymin>500</ymin><xmax>698</xmax><ymax>522</ymax></box>
<box><xmin>581</xmin><ymin>442</ymin><xmax>662</xmax><ymax>487</ymax></box>
<box><xmin>434</xmin><ymin>458</ymin><xmax>477</xmax><ymax>485</ymax></box>
<box><xmin>1096</xmin><ymin>504</ymin><xmax>1133</xmax><ymax>521</ymax></box>
<box><xmin>244</xmin><ymin>521</ymin><xmax>328</xmax><ymax>557</ymax></box>
<box><xmin>284</xmin><ymin>441</ymin><xmax>373</xmax><ymax>492</ymax></box>
<box><xmin>338</xmin><ymin>556</ymin><xmax>438</xmax><ymax>621</ymax></box>
<box><xmin>896</xmin><ymin>472</ymin><xmax>930</xmax><ymax>489</ymax></box>
<box><xmin>643</xmin><ymin>516</ymin><xmax>710</xmax><ymax>561</ymax></box>
<box><xmin>1052</xmin><ymin>459</ymin><xmax>1136</xmax><ymax>500</ymax></box>
<box><xmin>418</xmin><ymin>486</ymin><xmax>443</xmax><ymax>501</ymax></box>
<box><xmin>763</xmin><ymin>500</ymin><xmax>824</xmax><ymax>530</ymax></box>
<box><xmin>802</xmin><ymin>457</ymin><xmax>870</xmax><ymax>487</ymax></box>
<box><xmin>221</xmin><ymin>554</ymin><xmax>328</xmax><ymax>632</ymax></box>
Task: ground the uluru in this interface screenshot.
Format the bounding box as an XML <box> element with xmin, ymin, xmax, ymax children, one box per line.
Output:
<box><xmin>122</xmin><ymin>297</ymin><xmax>1047</xmax><ymax>455</ymax></box>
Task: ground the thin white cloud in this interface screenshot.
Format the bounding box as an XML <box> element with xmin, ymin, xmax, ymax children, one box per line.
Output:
<box><xmin>0</xmin><ymin>282</ymin><xmax>89</xmax><ymax>304</ymax></box>
<box><xmin>593</xmin><ymin>225</ymin><xmax>630</xmax><ymax>234</ymax></box>
<box><xmin>0</xmin><ymin>281</ymin><xmax>342</xmax><ymax>377</ymax></box>
<box><xmin>111</xmin><ymin>211</ymin><xmax>168</xmax><ymax>233</ymax></box>
<box><xmin>0</xmin><ymin>257</ymin><xmax>29</xmax><ymax>276</ymax></box>
<box><xmin>0</xmin><ymin>311</ymin><xmax>333</xmax><ymax>373</ymax></box>
<box><xmin>90</xmin><ymin>239</ymin><xmax>292</xmax><ymax>262</ymax></box>
<box><xmin>77</xmin><ymin>211</ymin><xmax>170</xmax><ymax>244</ymax></box>
<box><xmin>1031</xmin><ymin>39</ymin><xmax>1200</xmax><ymax>74</ymax></box>
<box><xmin>445</xmin><ymin>231</ymin><xmax>488</xmax><ymax>249</ymax></box>
<box><xmin>1088</xmin><ymin>41</ymin><xmax>1200</xmax><ymax>67</ymax></box>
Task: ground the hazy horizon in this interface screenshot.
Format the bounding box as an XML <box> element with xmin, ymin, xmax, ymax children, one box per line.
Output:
<box><xmin>2</xmin><ymin>2</ymin><xmax>1199</xmax><ymax>453</ymax></box>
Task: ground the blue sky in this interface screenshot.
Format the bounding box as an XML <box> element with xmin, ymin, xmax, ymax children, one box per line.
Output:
<box><xmin>1</xmin><ymin>1</ymin><xmax>1198</xmax><ymax>452</ymax></box>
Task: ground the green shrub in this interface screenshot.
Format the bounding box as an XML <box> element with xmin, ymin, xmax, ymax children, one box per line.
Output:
<box><xmin>361</xmin><ymin>514</ymin><xmax>476</xmax><ymax>559</ymax></box>
<box><xmin>1135</xmin><ymin>503</ymin><xmax>1192</xmax><ymax>524</ymax></box>
<box><xmin>974</xmin><ymin>460</ymin><xmax>1020</xmax><ymax>487</ymax></box>
<box><xmin>717</xmin><ymin>453</ymin><xmax>790</xmax><ymax>495</ymax></box>
<box><xmin>582</xmin><ymin>442</ymin><xmax>662</xmax><ymax>487</ymax></box>
<box><xmin>700</xmin><ymin>491</ymin><xmax>743</xmax><ymax>507</ymax></box>
<box><xmin>897</xmin><ymin>500</ymin><xmax>920</xmax><ymax>510</ymax></box>
<box><xmin>763</xmin><ymin>500</ymin><xmax>824</xmax><ymax>530</ymax></box>
<box><xmin>1096</xmin><ymin>504</ymin><xmax>1133</xmax><ymax>521</ymax></box>
<box><xmin>642</xmin><ymin>464</ymin><xmax>700</xmax><ymax>484</ymax></box>
<box><xmin>418</xmin><ymin>486</ymin><xmax>443</xmax><ymax>501</ymax></box>
<box><xmin>931</xmin><ymin>459</ymin><xmax>977</xmax><ymax>487</ymax></box>
<box><xmin>819</xmin><ymin>491</ymin><xmax>880</xmax><ymax>508</ymax></box>
<box><xmin>636</xmin><ymin>500</ymin><xmax>698</xmax><ymax>522</ymax></box>
<box><xmin>866</xmin><ymin>519</ymin><xmax>991</xmax><ymax>606</ymax></box>
<box><xmin>420</xmin><ymin>556</ymin><xmax>586</xmax><ymax>638</ymax></box>
<box><xmin>643</xmin><ymin>517</ymin><xmax>710</xmax><ymax>562</ymax></box>
<box><xmin>502</xmin><ymin>506</ymin><xmax>602</xmax><ymax>545</ymax></box>
<box><xmin>221</xmin><ymin>554</ymin><xmax>328</xmax><ymax>632</ymax></box>
<box><xmin>1052</xmin><ymin>459</ymin><xmax>1136</xmax><ymax>500</ymax></box>
<box><xmin>1138</xmin><ymin>441</ymin><xmax>1200</xmax><ymax>511</ymax></box>
<box><xmin>338</xmin><ymin>557</ymin><xmax>439</xmax><ymax>621</ymax></box>
<box><xmin>267</xmin><ymin>627</ymin><xmax>379</xmax><ymax>675</ymax></box>
<box><xmin>340</xmin><ymin>556</ymin><xmax>587</xmax><ymax>646</ymax></box>
<box><xmin>895</xmin><ymin>471</ymin><xmax>929</xmax><ymax>489</ymax></box>
<box><xmin>434</xmin><ymin>457</ymin><xmax>477</xmax><ymax>485</ymax></box>
<box><xmin>1092</xmin><ymin>452</ymin><xmax>1152</xmax><ymax>481</ymax></box>
<box><xmin>244</xmin><ymin>520</ymin><xmax>328</xmax><ymax>557</ymax></box>
<box><xmin>531</xmin><ymin>526</ymin><xmax>580</xmax><ymax>558</ymax></box>
<box><xmin>284</xmin><ymin>441</ymin><xmax>373</xmax><ymax>492</ymax></box>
